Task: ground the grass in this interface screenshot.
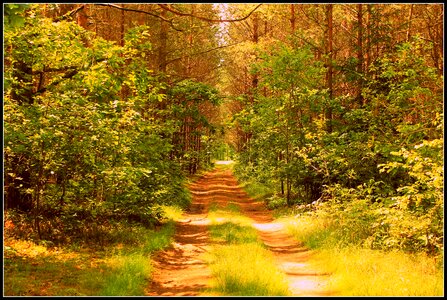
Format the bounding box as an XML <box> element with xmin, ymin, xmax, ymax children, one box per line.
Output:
<box><xmin>232</xmin><ymin>170</ymin><xmax>444</xmax><ymax>297</ymax></box>
<box><xmin>4</xmin><ymin>205</ymin><xmax>181</xmax><ymax>296</ymax></box>
<box><xmin>280</xmin><ymin>214</ymin><xmax>444</xmax><ymax>296</ymax></box>
<box><xmin>204</xmin><ymin>202</ymin><xmax>291</xmax><ymax>296</ymax></box>
<box><xmin>207</xmin><ymin>243</ymin><xmax>290</xmax><ymax>296</ymax></box>
<box><xmin>240</xmin><ymin>179</ymin><xmax>274</xmax><ymax>201</ymax></box>
<box><xmin>308</xmin><ymin>247</ymin><xmax>444</xmax><ymax>296</ymax></box>
<box><xmin>99</xmin><ymin>252</ymin><xmax>152</xmax><ymax>296</ymax></box>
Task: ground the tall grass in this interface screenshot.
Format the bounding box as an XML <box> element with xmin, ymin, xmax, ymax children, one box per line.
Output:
<box><xmin>240</xmin><ymin>179</ymin><xmax>274</xmax><ymax>201</ymax></box>
<box><xmin>4</xmin><ymin>206</ymin><xmax>180</xmax><ymax>296</ymax></box>
<box><xmin>280</xmin><ymin>214</ymin><xmax>444</xmax><ymax>296</ymax></box>
<box><xmin>205</xmin><ymin>202</ymin><xmax>290</xmax><ymax>296</ymax></box>
<box><xmin>208</xmin><ymin>243</ymin><xmax>290</xmax><ymax>296</ymax></box>
<box><xmin>96</xmin><ymin>219</ymin><xmax>176</xmax><ymax>296</ymax></box>
<box><xmin>309</xmin><ymin>248</ymin><xmax>444</xmax><ymax>296</ymax></box>
<box><xmin>100</xmin><ymin>253</ymin><xmax>152</xmax><ymax>296</ymax></box>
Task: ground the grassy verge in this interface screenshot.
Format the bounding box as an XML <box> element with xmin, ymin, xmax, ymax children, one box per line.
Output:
<box><xmin>279</xmin><ymin>213</ymin><xmax>444</xmax><ymax>296</ymax></box>
<box><xmin>204</xmin><ymin>202</ymin><xmax>290</xmax><ymax>296</ymax></box>
<box><xmin>4</xmin><ymin>205</ymin><xmax>182</xmax><ymax>296</ymax></box>
<box><xmin>231</xmin><ymin>167</ymin><xmax>443</xmax><ymax>296</ymax></box>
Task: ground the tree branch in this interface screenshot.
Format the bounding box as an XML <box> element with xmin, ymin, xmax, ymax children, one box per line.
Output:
<box><xmin>32</xmin><ymin>66</ymin><xmax>78</xmax><ymax>75</ymax></box>
<box><xmin>158</xmin><ymin>4</ymin><xmax>263</xmax><ymax>23</ymax></box>
<box><xmin>95</xmin><ymin>3</ymin><xmax>184</xmax><ymax>31</ymax></box>
<box><xmin>35</xmin><ymin>69</ymin><xmax>79</xmax><ymax>95</ymax></box>
<box><xmin>54</xmin><ymin>4</ymin><xmax>85</xmax><ymax>22</ymax></box>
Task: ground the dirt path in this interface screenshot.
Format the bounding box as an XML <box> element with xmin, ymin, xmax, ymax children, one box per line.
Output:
<box><xmin>146</xmin><ymin>166</ymin><xmax>333</xmax><ymax>296</ymax></box>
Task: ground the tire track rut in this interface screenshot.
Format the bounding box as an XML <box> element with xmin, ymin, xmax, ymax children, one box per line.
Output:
<box><xmin>146</xmin><ymin>166</ymin><xmax>333</xmax><ymax>296</ymax></box>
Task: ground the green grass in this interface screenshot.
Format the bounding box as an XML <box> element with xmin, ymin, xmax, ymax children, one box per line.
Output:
<box><xmin>4</xmin><ymin>206</ymin><xmax>180</xmax><ymax>296</ymax></box>
<box><xmin>309</xmin><ymin>247</ymin><xmax>444</xmax><ymax>296</ymax></box>
<box><xmin>281</xmin><ymin>214</ymin><xmax>337</xmax><ymax>249</ymax></box>
<box><xmin>208</xmin><ymin>201</ymin><xmax>259</xmax><ymax>245</ymax></box>
<box><xmin>205</xmin><ymin>202</ymin><xmax>290</xmax><ymax>296</ymax></box>
<box><xmin>210</xmin><ymin>222</ymin><xmax>260</xmax><ymax>244</ymax></box>
<box><xmin>280</xmin><ymin>214</ymin><xmax>444</xmax><ymax>296</ymax></box>
<box><xmin>240</xmin><ymin>179</ymin><xmax>274</xmax><ymax>201</ymax></box>
<box><xmin>207</xmin><ymin>243</ymin><xmax>290</xmax><ymax>296</ymax></box>
<box><xmin>100</xmin><ymin>252</ymin><xmax>152</xmax><ymax>296</ymax></box>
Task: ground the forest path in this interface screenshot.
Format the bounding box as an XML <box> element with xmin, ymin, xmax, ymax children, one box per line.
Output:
<box><xmin>146</xmin><ymin>164</ymin><xmax>333</xmax><ymax>296</ymax></box>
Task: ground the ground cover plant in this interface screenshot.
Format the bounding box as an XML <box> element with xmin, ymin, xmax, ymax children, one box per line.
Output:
<box><xmin>4</xmin><ymin>206</ymin><xmax>182</xmax><ymax>296</ymax></box>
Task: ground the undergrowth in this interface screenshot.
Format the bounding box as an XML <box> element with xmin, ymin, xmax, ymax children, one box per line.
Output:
<box><xmin>4</xmin><ymin>205</ymin><xmax>182</xmax><ymax>296</ymax></box>
<box><xmin>232</xmin><ymin>162</ymin><xmax>443</xmax><ymax>296</ymax></box>
<box><xmin>279</xmin><ymin>209</ymin><xmax>444</xmax><ymax>296</ymax></box>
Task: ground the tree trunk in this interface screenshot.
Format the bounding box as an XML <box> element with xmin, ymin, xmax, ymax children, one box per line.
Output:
<box><xmin>158</xmin><ymin>9</ymin><xmax>168</xmax><ymax>73</ymax></box>
<box><xmin>120</xmin><ymin>5</ymin><xmax>125</xmax><ymax>47</ymax></box>
<box><xmin>76</xmin><ymin>4</ymin><xmax>89</xmax><ymax>29</ymax></box>
<box><xmin>290</xmin><ymin>4</ymin><xmax>296</xmax><ymax>32</ymax></box>
<box><xmin>406</xmin><ymin>4</ymin><xmax>414</xmax><ymax>42</ymax></box>
<box><xmin>325</xmin><ymin>4</ymin><xmax>333</xmax><ymax>133</ymax></box>
<box><xmin>365</xmin><ymin>5</ymin><xmax>372</xmax><ymax>78</ymax></box>
<box><xmin>251</xmin><ymin>12</ymin><xmax>259</xmax><ymax>100</ymax></box>
<box><xmin>357</xmin><ymin>4</ymin><xmax>364</xmax><ymax>106</ymax></box>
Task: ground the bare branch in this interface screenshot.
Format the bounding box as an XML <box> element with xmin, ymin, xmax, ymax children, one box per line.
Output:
<box><xmin>95</xmin><ymin>3</ymin><xmax>184</xmax><ymax>31</ymax></box>
<box><xmin>158</xmin><ymin>4</ymin><xmax>263</xmax><ymax>23</ymax></box>
<box><xmin>35</xmin><ymin>70</ymin><xmax>78</xmax><ymax>95</ymax></box>
<box><xmin>54</xmin><ymin>5</ymin><xmax>85</xmax><ymax>22</ymax></box>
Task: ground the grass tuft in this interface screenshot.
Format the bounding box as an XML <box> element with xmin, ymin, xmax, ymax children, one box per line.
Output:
<box><xmin>210</xmin><ymin>222</ymin><xmax>259</xmax><ymax>244</ymax></box>
<box><xmin>205</xmin><ymin>202</ymin><xmax>290</xmax><ymax>296</ymax></box>
<box><xmin>100</xmin><ymin>253</ymin><xmax>152</xmax><ymax>296</ymax></box>
<box><xmin>207</xmin><ymin>243</ymin><xmax>290</xmax><ymax>296</ymax></box>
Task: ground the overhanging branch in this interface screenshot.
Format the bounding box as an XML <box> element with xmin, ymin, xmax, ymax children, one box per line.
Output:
<box><xmin>95</xmin><ymin>3</ymin><xmax>184</xmax><ymax>31</ymax></box>
<box><xmin>158</xmin><ymin>4</ymin><xmax>263</xmax><ymax>23</ymax></box>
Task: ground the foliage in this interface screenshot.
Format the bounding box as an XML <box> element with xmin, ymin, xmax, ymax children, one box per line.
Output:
<box><xmin>234</xmin><ymin>36</ymin><xmax>443</xmax><ymax>256</ymax></box>
<box><xmin>3</xmin><ymin>4</ymin><xmax>30</xmax><ymax>30</ymax></box>
<box><xmin>3</xmin><ymin>11</ymin><xmax>218</xmax><ymax>245</ymax></box>
<box><xmin>233</xmin><ymin>42</ymin><xmax>326</xmax><ymax>206</ymax></box>
<box><xmin>168</xmin><ymin>79</ymin><xmax>222</xmax><ymax>174</ymax></box>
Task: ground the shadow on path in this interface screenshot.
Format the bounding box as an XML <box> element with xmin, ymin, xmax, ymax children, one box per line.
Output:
<box><xmin>146</xmin><ymin>167</ymin><xmax>334</xmax><ymax>296</ymax></box>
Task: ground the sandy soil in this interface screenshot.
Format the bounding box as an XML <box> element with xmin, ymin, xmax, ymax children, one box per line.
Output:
<box><xmin>145</xmin><ymin>167</ymin><xmax>333</xmax><ymax>296</ymax></box>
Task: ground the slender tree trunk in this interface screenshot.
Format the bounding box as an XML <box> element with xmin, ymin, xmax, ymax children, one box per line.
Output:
<box><xmin>406</xmin><ymin>4</ymin><xmax>414</xmax><ymax>42</ymax></box>
<box><xmin>366</xmin><ymin>5</ymin><xmax>372</xmax><ymax>77</ymax></box>
<box><xmin>120</xmin><ymin>5</ymin><xmax>125</xmax><ymax>47</ymax></box>
<box><xmin>251</xmin><ymin>12</ymin><xmax>259</xmax><ymax>99</ymax></box>
<box><xmin>186</xmin><ymin>4</ymin><xmax>195</xmax><ymax>77</ymax></box>
<box><xmin>325</xmin><ymin>4</ymin><xmax>333</xmax><ymax>133</ymax></box>
<box><xmin>158</xmin><ymin>9</ymin><xmax>168</xmax><ymax>73</ymax></box>
<box><xmin>357</xmin><ymin>4</ymin><xmax>364</xmax><ymax>106</ymax></box>
<box><xmin>290</xmin><ymin>4</ymin><xmax>296</xmax><ymax>32</ymax></box>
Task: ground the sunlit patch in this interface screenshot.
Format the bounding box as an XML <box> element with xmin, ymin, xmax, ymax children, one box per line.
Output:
<box><xmin>252</xmin><ymin>222</ymin><xmax>284</xmax><ymax>232</ymax></box>
<box><xmin>280</xmin><ymin>262</ymin><xmax>308</xmax><ymax>270</ymax></box>
<box><xmin>5</xmin><ymin>238</ymin><xmax>80</xmax><ymax>260</ymax></box>
<box><xmin>214</xmin><ymin>160</ymin><xmax>234</xmax><ymax>165</ymax></box>
<box><xmin>289</xmin><ymin>278</ymin><xmax>326</xmax><ymax>294</ymax></box>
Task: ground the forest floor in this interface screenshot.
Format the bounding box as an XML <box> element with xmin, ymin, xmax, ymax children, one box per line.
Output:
<box><xmin>145</xmin><ymin>163</ymin><xmax>334</xmax><ymax>296</ymax></box>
